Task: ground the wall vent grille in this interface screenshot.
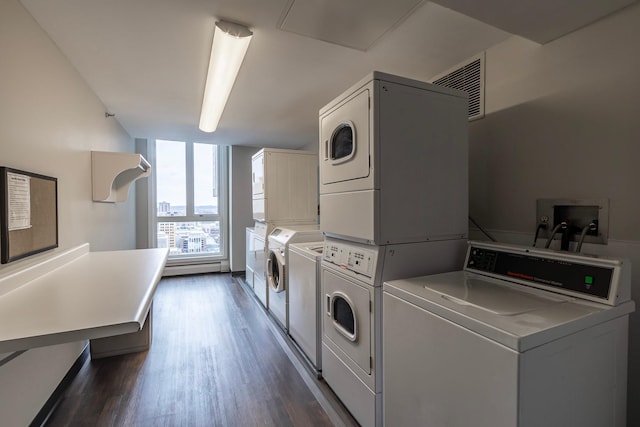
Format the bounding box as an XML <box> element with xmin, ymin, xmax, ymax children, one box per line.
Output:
<box><xmin>431</xmin><ymin>52</ymin><xmax>485</xmax><ymax>121</ymax></box>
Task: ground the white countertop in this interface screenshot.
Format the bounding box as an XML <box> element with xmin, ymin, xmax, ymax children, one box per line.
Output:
<box><xmin>0</xmin><ymin>244</ymin><xmax>168</xmax><ymax>354</ymax></box>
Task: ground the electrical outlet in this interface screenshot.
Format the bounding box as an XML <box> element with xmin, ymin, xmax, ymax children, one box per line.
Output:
<box><xmin>536</xmin><ymin>198</ymin><xmax>608</xmax><ymax>245</ymax></box>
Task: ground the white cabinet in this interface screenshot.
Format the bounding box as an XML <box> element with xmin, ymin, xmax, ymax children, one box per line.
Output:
<box><xmin>252</xmin><ymin>233</ymin><xmax>267</xmax><ymax>307</ymax></box>
<box><xmin>245</xmin><ymin>227</ymin><xmax>256</xmax><ymax>290</ymax></box>
<box><xmin>251</xmin><ymin>153</ymin><xmax>265</xmax><ymax>198</ymax></box>
<box><xmin>245</xmin><ymin>226</ymin><xmax>268</xmax><ymax>307</ymax></box>
<box><xmin>251</xmin><ymin>148</ymin><xmax>318</xmax><ymax>223</ymax></box>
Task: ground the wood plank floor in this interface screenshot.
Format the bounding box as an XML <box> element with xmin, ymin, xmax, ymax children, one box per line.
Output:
<box><xmin>45</xmin><ymin>273</ymin><xmax>338</xmax><ymax>427</ymax></box>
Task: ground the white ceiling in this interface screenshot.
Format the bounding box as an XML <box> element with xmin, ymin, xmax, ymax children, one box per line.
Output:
<box><xmin>19</xmin><ymin>0</ymin><xmax>636</xmax><ymax>149</ymax></box>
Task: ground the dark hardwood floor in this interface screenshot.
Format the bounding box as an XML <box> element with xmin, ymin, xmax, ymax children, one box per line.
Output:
<box><xmin>45</xmin><ymin>274</ymin><xmax>336</xmax><ymax>427</ymax></box>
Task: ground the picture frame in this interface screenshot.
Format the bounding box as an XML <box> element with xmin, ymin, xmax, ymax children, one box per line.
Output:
<box><xmin>0</xmin><ymin>167</ymin><xmax>58</xmax><ymax>264</ymax></box>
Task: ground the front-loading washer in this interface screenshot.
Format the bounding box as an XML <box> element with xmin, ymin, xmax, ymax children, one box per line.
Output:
<box><xmin>250</xmin><ymin>221</ymin><xmax>317</xmax><ymax>309</ymax></box>
<box><xmin>288</xmin><ymin>241</ymin><xmax>324</xmax><ymax>375</ymax></box>
<box><xmin>383</xmin><ymin>241</ymin><xmax>635</xmax><ymax>427</ymax></box>
<box><xmin>266</xmin><ymin>226</ymin><xmax>322</xmax><ymax>331</ymax></box>
<box><xmin>321</xmin><ymin>236</ymin><xmax>467</xmax><ymax>427</ymax></box>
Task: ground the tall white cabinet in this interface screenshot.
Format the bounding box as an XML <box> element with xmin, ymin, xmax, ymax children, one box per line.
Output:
<box><xmin>251</xmin><ymin>148</ymin><xmax>318</xmax><ymax>224</ymax></box>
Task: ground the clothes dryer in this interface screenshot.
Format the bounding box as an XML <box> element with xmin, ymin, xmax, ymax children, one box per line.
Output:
<box><xmin>319</xmin><ymin>71</ymin><xmax>468</xmax><ymax>245</ymax></box>
<box><xmin>266</xmin><ymin>226</ymin><xmax>322</xmax><ymax>330</ymax></box>
<box><xmin>383</xmin><ymin>241</ymin><xmax>635</xmax><ymax>427</ymax></box>
<box><xmin>321</xmin><ymin>236</ymin><xmax>466</xmax><ymax>427</ymax></box>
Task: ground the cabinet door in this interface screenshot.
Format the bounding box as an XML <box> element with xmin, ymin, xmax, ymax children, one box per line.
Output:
<box><xmin>253</xmin><ymin>235</ymin><xmax>266</xmax><ymax>279</ymax></box>
<box><xmin>251</xmin><ymin>152</ymin><xmax>264</xmax><ymax>197</ymax></box>
<box><xmin>245</xmin><ymin>229</ymin><xmax>257</xmax><ymax>290</ymax></box>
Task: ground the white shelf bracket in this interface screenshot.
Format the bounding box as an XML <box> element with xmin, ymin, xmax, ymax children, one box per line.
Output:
<box><xmin>91</xmin><ymin>151</ymin><xmax>151</xmax><ymax>203</ymax></box>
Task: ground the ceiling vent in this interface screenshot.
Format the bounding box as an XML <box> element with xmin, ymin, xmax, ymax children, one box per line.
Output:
<box><xmin>431</xmin><ymin>52</ymin><xmax>485</xmax><ymax>121</ymax></box>
<box><xmin>277</xmin><ymin>0</ymin><xmax>424</xmax><ymax>51</ymax></box>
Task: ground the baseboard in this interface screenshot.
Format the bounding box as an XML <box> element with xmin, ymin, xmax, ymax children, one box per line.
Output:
<box><xmin>162</xmin><ymin>260</ymin><xmax>230</xmax><ymax>276</ymax></box>
<box><xmin>30</xmin><ymin>344</ymin><xmax>89</xmax><ymax>427</ymax></box>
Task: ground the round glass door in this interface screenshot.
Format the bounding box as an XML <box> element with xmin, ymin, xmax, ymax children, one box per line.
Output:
<box><xmin>268</xmin><ymin>249</ymin><xmax>285</xmax><ymax>292</ymax></box>
<box><xmin>330</xmin><ymin>122</ymin><xmax>355</xmax><ymax>164</ymax></box>
<box><xmin>330</xmin><ymin>292</ymin><xmax>357</xmax><ymax>342</ymax></box>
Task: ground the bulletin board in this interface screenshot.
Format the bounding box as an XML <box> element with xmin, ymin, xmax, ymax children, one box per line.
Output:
<box><xmin>0</xmin><ymin>167</ymin><xmax>58</xmax><ymax>264</ymax></box>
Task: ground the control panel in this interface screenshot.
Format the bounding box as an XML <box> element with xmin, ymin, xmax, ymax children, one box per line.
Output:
<box><xmin>465</xmin><ymin>243</ymin><xmax>619</xmax><ymax>303</ymax></box>
<box><xmin>324</xmin><ymin>239</ymin><xmax>378</xmax><ymax>278</ymax></box>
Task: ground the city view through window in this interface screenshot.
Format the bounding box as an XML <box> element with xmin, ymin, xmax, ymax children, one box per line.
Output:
<box><xmin>155</xmin><ymin>140</ymin><xmax>222</xmax><ymax>257</ymax></box>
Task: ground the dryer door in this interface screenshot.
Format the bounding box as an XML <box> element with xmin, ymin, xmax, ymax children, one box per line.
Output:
<box><xmin>320</xmin><ymin>88</ymin><xmax>371</xmax><ymax>186</ymax></box>
<box><xmin>322</xmin><ymin>267</ymin><xmax>371</xmax><ymax>375</ymax></box>
<box><xmin>267</xmin><ymin>248</ymin><xmax>286</xmax><ymax>292</ymax></box>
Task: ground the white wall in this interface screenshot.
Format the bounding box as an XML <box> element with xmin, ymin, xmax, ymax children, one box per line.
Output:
<box><xmin>0</xmin><ymin>0</ymin><xmax>137</xmax><ymax>424</ymax></box>
<box><xmin>135</xmin><ymin>138</ymin><xmax>151</xmax><ymax>249</ymax></box>
<box><xmin>300</xmin><ymin>140</ymin><xmax>319</xmax><ymax>153</ymax></box>
<box><xmin>229</xmin><ymin>145</ymin><xmax>260</xmax><ymax>272</ymax></box>
<box><xmin>467</xmin><ymin>3</ymin><xmax>640</xmax><ymax>423</ymax></box>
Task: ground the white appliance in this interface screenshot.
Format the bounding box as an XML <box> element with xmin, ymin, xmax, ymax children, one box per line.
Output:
<box><xmin>247</xmin><ymin>222</ymin><xmax>269</xmax><ymax>307</ymax></box>
<box><xmin>319</xmin><ymin>71</ymin><xmax>468</xmax><ymax>245</ymax></box>
<box><xmin>252</xmin><ymin>148</ymin><xmax>318</xmax><ymax>224</ymax></box>
<box><xmin>383</xmin><ymin>241</ymin><xmax>635</xmax><ymax>427</ymax></box>
<box><xmin>321</xmin><ymin>236</ymin><xmax>466</xmax><ymax>427</ymax></box>
<box><xmin>288</xmin><ymin>241</ymin><xmax>324</xmax><ymax>374</ymax></box>
<box><xmin>247</xmin><ymin>221</ymin><xmax>317</xmax><ymax>309</ymax></box>
<box><xmin>266</xmin><ymin>226</ymin><xmax>323</xmax><ymax>330</ymax></box>
<box><xmin>245</xmin><ymin>227</ymin><xmax>256</xmax><ymax>290</ymax></box>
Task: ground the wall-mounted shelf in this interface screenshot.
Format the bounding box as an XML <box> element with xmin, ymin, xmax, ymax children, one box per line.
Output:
<box><xmin>91</xmin><ymin>151</ymin><xmax>151</xmax><ymax>203</ymax></box>
<box><xmin>0</xmin><ymin>243</ymin><xmax>168</xmax><ymax>354</ymax></box>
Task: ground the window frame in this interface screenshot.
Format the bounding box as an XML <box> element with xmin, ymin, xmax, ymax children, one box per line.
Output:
<box><xmin>149</xmin><ymin>140</ymin><xmax>228</xmax><ymax>266</ymax></box>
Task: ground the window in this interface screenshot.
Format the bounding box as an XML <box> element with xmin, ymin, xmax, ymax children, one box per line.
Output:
<box><xmin>152</xmin><ymin>140</ymin><xmax>227</xmax><ymax>264</ymax></box>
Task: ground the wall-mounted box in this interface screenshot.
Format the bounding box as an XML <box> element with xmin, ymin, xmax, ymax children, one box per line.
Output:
<box><xmin>91</xmin><ymin>151</ymin><xmax>151</xmax><ymax>203</ymax></box>
<box><xmin>536</xmin><ymin>198</ymin><xmax>609</xmax><ymax>245</ymax></box>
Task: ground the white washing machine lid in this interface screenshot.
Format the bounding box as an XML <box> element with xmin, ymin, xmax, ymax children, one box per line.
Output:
<box><xmin>289</xmin><ymin>241</ymin><xmax>324</xmax><ymax>259</ymax></box>
<box><xmin>268</xmin><ymin>226</ymin><xmax>322</xmax><ymax>247</ymax></box>
<box><xmin>384</xmin><ymin>271</ymin><xmax>635</xmax><ymax>352</ymax></box>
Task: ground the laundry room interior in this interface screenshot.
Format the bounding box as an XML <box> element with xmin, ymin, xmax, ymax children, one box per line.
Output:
<box><xmin>1</xmin><ymin>0</ymin><xmax>640</xmax><ymax>426</ymax></box>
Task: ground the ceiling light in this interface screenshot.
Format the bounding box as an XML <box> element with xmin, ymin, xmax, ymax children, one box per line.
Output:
<box><xmin>199</xmin><ymin>21</ymin><xmax>253</xmax><ymax>133</ymax></box>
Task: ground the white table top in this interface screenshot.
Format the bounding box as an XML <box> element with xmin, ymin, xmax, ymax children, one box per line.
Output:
<box><xmin>0</xmin><ymin>244</ymin><xmax>168</xmax><ymax>354</ymax></box>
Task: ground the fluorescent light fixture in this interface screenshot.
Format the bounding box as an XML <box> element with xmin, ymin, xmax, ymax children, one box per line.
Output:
<box><xmin>199</xmin><ymin>21</ymin><xmax>253</xmax><ymax>133</ymax></box>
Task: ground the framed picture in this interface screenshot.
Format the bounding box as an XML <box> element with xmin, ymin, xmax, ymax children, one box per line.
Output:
<box><xmin>0</xmin><ymin>167</ymin><xmax>58</xmax><ymax>264</ymax></box>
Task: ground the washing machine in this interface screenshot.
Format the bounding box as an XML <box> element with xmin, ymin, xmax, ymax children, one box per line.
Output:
<box><xmin>319</xmin><ymin>71</ymin><xmax>468</xmax><ymax>245</ymax></box>
<box><xmin>288</xmin><ymin>241</ymin><xmax>324</xmax><ymax>375</ymax></box>
<box><xmin>321</xmin><ymin>236</ymin><xmax>467</xmax><ymax>427</ymax></box>
<box><xmin>266</xmin><ymin>226</ymin><xmax>323</xmax><ymax>330</ymax></box>
<box><xmin>383</xmin><ymin>241</ymin><xmax>635</xmax><ymax>427</ymax></box>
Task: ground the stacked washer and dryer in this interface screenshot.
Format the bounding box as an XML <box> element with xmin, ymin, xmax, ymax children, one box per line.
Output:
<box><xmin>245</xmin><ymin>148</ymin><xmax>321</xmax><ymax>329</ymax></box>
<box><xmin>317</xmin><ymin>72</ymin><xmax>470</xmax><ymax>427</ymax></box>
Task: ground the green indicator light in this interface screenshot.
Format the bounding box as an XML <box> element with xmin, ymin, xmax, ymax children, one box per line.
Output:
<box><xmin>585</xmin><ymin>276</ymin><xmax>594</xmax><ymax>285</ymax></box>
